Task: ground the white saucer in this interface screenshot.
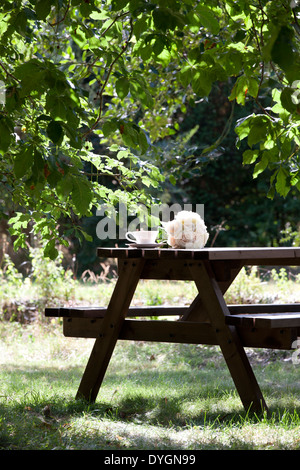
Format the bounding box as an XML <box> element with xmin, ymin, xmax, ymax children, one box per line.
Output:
<box><xmin>126</xmin><ymin>242</ymin><xmax>164</xmax><ymax>248</ymax></box>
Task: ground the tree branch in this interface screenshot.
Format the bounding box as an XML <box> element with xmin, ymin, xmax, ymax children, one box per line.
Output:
<box><xmin>83</xmin><ymin>17</ymin><xmax>134</xmax><ymax>139</ymax></box>
<box><xmin>50</xmin><ymin>0</ymin><xmax>71</xmax><ymax>27</ymax></box>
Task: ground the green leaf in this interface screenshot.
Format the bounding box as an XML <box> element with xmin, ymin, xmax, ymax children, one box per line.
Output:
<box><xmin>111</xmin><ymin>0</ymin><xmax>130</xmax><ymax>10</ymax></box>
<box><xmin>129</xmin><ymin>78</ymin><xmax>154</xmax><ymax>108</ymax></box>
<box><xmin>116</xmin><ymin>78</ymin><xmax>130</xmax><ymax>99</ymax></box>
<box><xmin>81</xmin><ymin>230</ymin><xmax>93</xmax><ymax>242</ymax></box>
<box><xmin>276</xmin><ymin>167</ymin><xmax>290</xmax><ymax>197</ymax></box>
<box><xmin>229</xmin><ymin>76</ymin><xmax>258</xmax><ymax>105</ymax></box>
<box><xmin>70</xmin><ymin>27</ymin><xmax>87</xmax><ymax>49</ymax></box>
<box><xmin>192</xmin><ymin>68</ymin><xmax>213</xmax><ymax>96</ymax></box>
<box><xmin>0</xmin><ymin>117</ymin><xmax>13</xmax><ymax>152</ymax></box>
<box><xmin>247</xmin><ymin>78</ymin><xmax>259</xmax><ymax>99</ymax></box>
<box><xmin>46</xmin><ymin>93</ymin><xmax>68</xmax><ymax>120</ymax></box>
<box><xmin>44</xmin><ymin>239</ymin><xmax>59</xmax><ymax>260</ymax></box>
<box><xmin>235</xmin><ymin>115</ymin><xmax>254</xmax><ymax>141</ymax></box>
<box><xmin>169</xmin><ymin>174</ymin><xmax>176</xmax><ymax>185</ymax></box>
<box><xmin>196</xmin><ymin>5</ymin><xmax>220</xmax><ymax>34</ymax></box>
<box><xmin>90</xmin><ymin>11</ymin><xmax>110</xmax><ymax>20</ymax></box>
<box><xmin>56</xmin><ymin>174</ymin><xmax>74</xmax><ymax>200</ymax></box>
<box><xmin>11</xmin><ymin>9</ymin><xmax>28</xmax><ymax>37</ymax></box>
<box><xmin>36</xmin><ymin>114</ymin><xmax>52</xmax><ymax>123</ymax></box>
<box><xmin>47</xmin><ymin>120</ymin><xmax>63</xmax><ymax>144</ymax></box>
<box><xmin>14</xmin><ymin>146</ymin><xmax>34</xmax><ymax>178</ymax></box>
<box><xmin>219</xmin><ymin>50</ymin><xmax>243</xmax><ymax>76</ymax></box>
<box><xmin>35</xmin><ymin>0</ymin><xmax>52</xmax><ymax>20</ymax></box>
<box><xmin>247</xmin><ymin>118</ymin><xmax>270</xmax><ymax>147</ymax></box>
<box><xmin>253</xmin><ymin>154</ymin><xmax>268</xmax><ymax>178</ymax></box>
<box><xmin>71</xmin><ymin>179</ymin><xmax>93</xmax><ymax>216</ymax></box>
<box><xmin>280</xmin><ymin>87</ymin><xmax>298</xmax><ymax>113</ymax></box>
<box><xmin>137</xmin><ymin>129</ymin><xmax>149</xmax><ymax>154</ymax></box>
<box><xmin>121</xmin><ymin>121</ymin><xmax>139</xmax><ymax>148</ymax></box>
<box><xmin>102</xmin><ymin>119</ymin><xmax>118</xmax><ymax>137</ymax></box>
<box><xmin>243</xmin><ymin>149</ymin><xmax>259</xmax><ymax>165</ymax></box>
<box><xmin>152</xmin><ymin>7</ymin><xmax>185</xmax><ymax>32</ymax></box>
<box><xmin>9</xmin><ymin>212</ymin><xmax>31</xmax><ymax>231</ymax></box>
<box><xmin>267</xmin><ymin>184</ymin><xmax>276</xmax><ymax>199</ymax></box>
<box><xmin>14</xmin><ymin>59</ymin><xmax>47</xmax><ymax>95</ymax></box>
<box><xmin>133</xmin><ymin>16</ymin><xmax>148</xmax><ymax>39</ymax></box>
<box><xmin>180</xmin><ymin>65</ymin><xmax>193</xmax><ymax>88</ymax></box>
<box><xmin>271</xmin><ymin>26</ymin><xmax>295</xmax><ymax>74</ymax></box>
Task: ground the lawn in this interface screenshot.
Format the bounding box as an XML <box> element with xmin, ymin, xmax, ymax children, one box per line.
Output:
<box><xmin>1</xmin><ymin>266</ymin><xmax>300</xmax><ymax>450</ymax></box>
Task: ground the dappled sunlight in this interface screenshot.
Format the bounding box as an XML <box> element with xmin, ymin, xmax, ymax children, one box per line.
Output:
<box><xmin>1</xmin><ymin>322</ymin><xmax>300</xmax><ymax>449</ymax></box>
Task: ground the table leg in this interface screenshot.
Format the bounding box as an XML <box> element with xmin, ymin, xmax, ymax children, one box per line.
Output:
<box><xmin>189</xmin><ymin>261</ymin><xmax>268</xmax><ymax>413</ymax></box>
<box><xmin>76</xmin><ymin>258</ymin><xmax>145</xmax><ymax>402</ymax></box>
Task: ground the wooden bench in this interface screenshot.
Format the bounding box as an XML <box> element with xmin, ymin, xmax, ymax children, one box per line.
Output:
<box><xmin>45</xmin><ymin>303</ymin><xmax>300</xmax><ymax>350</ymax></box>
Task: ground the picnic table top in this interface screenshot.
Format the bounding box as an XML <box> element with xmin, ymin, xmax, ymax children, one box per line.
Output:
<box><xmin>97</xmin><ymin>246</ymin><xmax>300</xmax><ymax>261</ymax></box>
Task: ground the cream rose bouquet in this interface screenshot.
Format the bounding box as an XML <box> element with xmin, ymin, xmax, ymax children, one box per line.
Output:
<box><xmin>162</xmin><ymin>210</ymin><xmax>209</xmax><ymax>249</ymax></box>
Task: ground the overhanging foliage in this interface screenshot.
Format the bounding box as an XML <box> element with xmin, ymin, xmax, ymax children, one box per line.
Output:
<box><xmin>0</xmin><ymin>0</ymin><xmax>299</xmax><ymax>256</ymax></box>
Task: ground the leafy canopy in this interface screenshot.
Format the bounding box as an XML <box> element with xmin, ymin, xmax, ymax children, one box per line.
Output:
<box><xmin>0</xmin><ymin>0</ymin><xmax>299</xmax><ymax>257</ymax></box>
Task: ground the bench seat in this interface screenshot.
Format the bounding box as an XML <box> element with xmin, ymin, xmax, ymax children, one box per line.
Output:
<box><xmin>45</xmin><ymin>304</ymin><xmax>300</xmax><ymax>350</ymax></box>
<box><xmin>45</xmin><ymin>304</ymin><xmax>300</xmax><ymax>328</ymax></box>
<box><xmin>45</xmin><ymin>305</ymin><xmax>188</xmax><ymax>318</ymax></box>
<box><xmin>46</xmin><ymin>304</ymin><xmax>300</xmax><ymax>334</ymax></box>
<box><xmin>225</xmin><ymin>312</ymin><xmax>300</xmax><ymax>329</ymax></box>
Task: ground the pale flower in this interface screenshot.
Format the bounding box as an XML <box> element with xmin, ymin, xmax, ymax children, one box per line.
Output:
<box><xmin>162</xmin><ymin>210</ymin><xmax>209</xmax><ymax>249</ymax></box>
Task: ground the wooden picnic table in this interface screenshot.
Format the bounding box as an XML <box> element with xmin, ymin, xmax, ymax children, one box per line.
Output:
<box><xmin>46</xmin><ymin>247</ymin><xmax>300</xmax><ymax>413</ymax></box>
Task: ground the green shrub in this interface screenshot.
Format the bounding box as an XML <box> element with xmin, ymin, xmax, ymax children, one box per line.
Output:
<box><xmin>225</xmin><ymin>267</ymin><xmax>276</xmax><ymax>305</ymax></box>
<box><xmin>29</xmin><ymin>245</ymin><xmax>76</xmax><ymax>304</ymax></box>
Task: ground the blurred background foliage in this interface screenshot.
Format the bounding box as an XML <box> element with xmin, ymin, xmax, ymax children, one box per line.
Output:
<box><xmin>72</xmin><ymin>81</ymin><xmax>300</xmax><ymax>276</ymax></box>
<box><xmin>2</xmin><ymin>78</ymin><xmax>299</xmax><ymax>278</ymax></box>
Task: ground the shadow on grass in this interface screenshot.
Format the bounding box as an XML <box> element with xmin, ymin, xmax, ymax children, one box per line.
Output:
<box><xmin>1</xmin><ymin>363</ymin><xmax>300</xmax><ymax>449</ymax></box>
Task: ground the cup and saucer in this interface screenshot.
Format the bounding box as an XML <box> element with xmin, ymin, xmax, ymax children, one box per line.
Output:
<box><xmin>125</xmin><ymin>230</ymin><xmax>162</xmax><ymax>248</ymax></box>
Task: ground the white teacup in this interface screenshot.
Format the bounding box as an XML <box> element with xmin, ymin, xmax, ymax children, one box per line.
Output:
<box><xmin>126</xmin><ymin>230</ymin><xmax>158</xmax><ymax>245</ymax></box>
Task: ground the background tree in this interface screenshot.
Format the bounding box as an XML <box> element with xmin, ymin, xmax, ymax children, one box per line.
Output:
<box><xmin>0</xmin><ymin>0</ymin><xmax>299</xmax><ymax>261</ymax></box>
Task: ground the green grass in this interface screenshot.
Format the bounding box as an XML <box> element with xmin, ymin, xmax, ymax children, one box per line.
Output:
<box><xmin>1</xmin><ymin>269</ymin><xmax>300</xmax><ymax>450</ymax></box>
<box><xmin>1</xmin><ymin>318</ymin><xmax>300</xmax><ymax>450</ymax></box>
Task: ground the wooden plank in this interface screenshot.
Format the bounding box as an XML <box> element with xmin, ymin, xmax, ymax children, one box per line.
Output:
<box><xmin>180</xmin><ymin>294</ymin><xmax>209</xmax><ymax>322</ymax></box>
<box><xmin>226</xmin><ymin>312</ymin><xmax>300</xmax><ymax>329</ymax></box>
<box><xmin>75</xmin><ymin>258</ymin><xmax>145</xmax><ymax>402</ymax></box>
<box><xmin>188</xmin><ymin>261</ymin><xmax>268</xmax><ymax>412</ymax></box>
<box><xmin>181</xmin><ymin>260</ymin><xmax>244</xmax><ymax>322</ymax></box>
<box><xmin>125</xmin><ymin>306</ymin><xmax>186</xmax><ymax>317</ymax></box>
<box><xmin>63</xmin><ymin>317</ymin><xmax>297</xmax><ymax>350</ymax></box>
<box><xmin>237</xmin><ymin>325</ymin><xmax>297</xmax><ymax>350</ymax></box>
<box><xmin>46</xmin><ymin>300</ymin><xmax>300</xmax><ymax>320</ymax></box>
<box><xmin>136</xmin><ymin>258</ymin><xmax>245</xmax><ymax>284</ymax></box>
<box><xmin>97</xmin><ymin>247</ymin><xmax>300</xmax><ymax>263</ymax></box>
<box><xmin>98</xmin><ymin>247</ymin><xmax>209</xmax><ymax>260</ymax></box>
<box><xmin>243</xmin><ymin>258</ymin><xmax>300</xmax><ymax>266</ymax></box>
<box><xmin>64</xmin><ymin>318</ymin><xmax>216</xmax><ymax>343</ymax></box>
<box><xmin>47</xmin><ymin>306</ymin><xmax>188</xmax><ymax>318</ymax></box>
<box><xmin>210</xmin><ymin>260</ymin><xmax>242</xmax><ymax>282</ymax></box>
<box><xmin>46</xmin><ymin>304</ymin><xmax>300</xmax><ymax>329</ymax></box>
<box><xmin>206</xmin><ymin>247</ymin><xmax>300</xmax><ymax>261</ymax></box>
<box><xmin>45</xmin><ymin>307</ymin><xmax>106</xmax><ymax>318</ymax></box>
<box><xmin>138</xmin><ymin>259</ymin><xmax>194</xmax><ymax>280</ymax></box>
<box><xmin>122</xmin><ymin>320</ymin><xmax>215</xmax><ymax>343</ymax></box>
<box><xmin>228</xmin><ymin>304</ymin><xmax>300</xmax><ymax>314</ymax></box>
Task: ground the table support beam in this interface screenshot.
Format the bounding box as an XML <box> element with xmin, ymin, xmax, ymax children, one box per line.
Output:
<box><xmin>188</xmin><ymin>261</ymin><xmax>268</xmax><ymax>413</ymax></box>
<box><xmin>76</xmin><ymin>258</ymin><xmax>145</xmax><ymax>402</ymax></box>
